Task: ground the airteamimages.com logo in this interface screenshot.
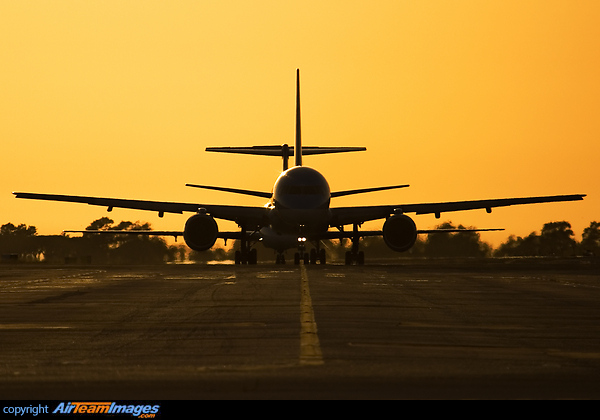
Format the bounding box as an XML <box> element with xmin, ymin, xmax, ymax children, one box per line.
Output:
<box><xmin>3</xmin><ymin>402</ymin><xmax>161</xmax><ymax>418</ymax></box>
<box><xmin>54</xmin><ymin>402</ymin><xmax>160</xmax><ymax>417</ymax></box>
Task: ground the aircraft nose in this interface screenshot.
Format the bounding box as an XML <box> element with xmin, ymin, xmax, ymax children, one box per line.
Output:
<box><xmin>276</xmin><ymin>194</ymin><xmax>330</xmax><ymax>210</ymax></box>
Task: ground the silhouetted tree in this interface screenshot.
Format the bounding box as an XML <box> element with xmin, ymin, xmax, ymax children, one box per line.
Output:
<box><xmin>86</xmin><ymin>217</ymin><xmax>114</xmax><ymax>231</ymax></box>
<box><xmin>494</xmin><ymin>232</ymin><xmax>540</xmax><ymax>257</ymax></box>
<box><xmin>360</xmin><ymin>236</ymin><xmax>426</xmax><ymax>259</ymax></box>
<box><xmin>38</xmin><ymin>234</ymin><xmax>81</xmax><ymax>264</ymax></box>
<box><xmin>538</xmin><ymin>221</ymin><xmax>577</xmax><ymax>257</ymax></box>
<box><xmin>189</xmin><ymin>240</ymin><xmax>237</xmax><ymax>262</ymax></box>
<box><xmin>77</xmin><ymin>218</ymin><xmax>174</xmax><ymax>264</ymax></box>
<box><xmin>495</xmin><ymin>221</ymin><xmax>581</xmax><ymax>257</ymax></box>
<box><xmin>424</xmin><ymin>222</ymin><xmax>491</xmax><ymax>257</ymax></box>
<box><xmin>169</xmin><ymin>244</ymin><xmax>188</xmax><ymax>262</ymax></box>
<box><xmin>1</xmin><ymin>223</ymin><xmax>37</xmax><ymax>237</ymax></box>
<box><xmin>0</xmin><ymin>223</ymin><xmax>40</xmax><ymax>261</ymax></box>
<box><xmin>580</xmin><ymin>221</ymin><xmax>600</xmax><ymax>256</ymax></box>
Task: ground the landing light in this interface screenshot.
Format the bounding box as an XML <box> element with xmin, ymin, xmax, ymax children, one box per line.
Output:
<box><xmin>298</xmin><ymin>237</ymin><xmax>307</xmax><ymax>242</ymax></box>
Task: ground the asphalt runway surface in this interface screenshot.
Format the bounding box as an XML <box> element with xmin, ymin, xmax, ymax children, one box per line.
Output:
<box><xmin>1</xmin><ymin>259</ymin><xmax>600</xmax><ymax>399</ymax></box>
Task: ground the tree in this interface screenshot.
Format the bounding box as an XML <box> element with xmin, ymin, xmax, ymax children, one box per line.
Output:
<box><xmin>539</xmin><ymin>221</ymin><xmax>577</xmax><ymax>257</ymax></box>
<box><xmin>494</xmin><ymin>232</ymin><xmax>540</xmax><ymax>257</ymax></box>
<box><xmin>0</xmin><ymin>223</ymin><xmax>40</xmax><ymax>261</ymax></box>
<box><xmin>424</xmin><ymin>221</ymin><xmax>491</xmax><ymax>257</ymax></box>
<box><xmin>86</xmin><ymin>217</ymin><xmax>114</xmax><ymax>231</ymax></box>
<box><xmin>78</xmin><ymin>218</ymin><xmax>173</xmax><ymax>264</ymax></box>
<box><xmin>1</xmin><ymin>223</ymin><xmax>37</xmax><ymax>237</ymax></box>
<box><xmin>580</xmin><ymin>221</ymin><xmax>600</xmax><ymax>256</ymax></box>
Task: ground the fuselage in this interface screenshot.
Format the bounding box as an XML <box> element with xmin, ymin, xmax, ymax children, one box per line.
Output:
<box><xmin>265</xmin><ymin>166</ymin><xmax>331</xmax><ymax>238</ymax></box>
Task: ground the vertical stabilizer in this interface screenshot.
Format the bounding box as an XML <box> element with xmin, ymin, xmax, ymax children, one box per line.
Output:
<box><xmin>205</xmin><ymin>69</ymin><xmax>367</xmax><ymax>171</ymax></box>
<box><xmin>295</xmin><ymin>69</ymin><xmax>302</xmax><ymax>167</ymax></box>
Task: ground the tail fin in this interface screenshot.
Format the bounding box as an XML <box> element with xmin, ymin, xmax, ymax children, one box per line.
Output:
<box><xmin>205</xmin><ymin>69</ymin><xmax>366</xmax><ymax>171</ymax></box>
<box><xmin>295</xmin><ymin>68</ymin><xmax>302</xmax><ymax>167</ymax></box>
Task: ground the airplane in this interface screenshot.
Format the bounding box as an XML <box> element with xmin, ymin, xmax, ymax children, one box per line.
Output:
<box><xmin>14</xmin><ymin>69</ymin><xmax>585</xmax><ymax>265</ymax></box>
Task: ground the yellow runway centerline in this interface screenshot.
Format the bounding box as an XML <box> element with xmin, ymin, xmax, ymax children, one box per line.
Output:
<box><xmin>299</xmin><ymin>264</ymin><xmax>324</xmax><ymax>366</ymax></box>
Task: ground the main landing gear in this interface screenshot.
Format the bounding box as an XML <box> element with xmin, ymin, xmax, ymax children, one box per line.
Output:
<box><xmin>345</xmin><ymin>250</ymin><xmax>365</xmax><ymax>265</ymax></box>
<box><xmin>344</xmin><ymin>223</ymin><xmax>365</xmax><ymax>265</ymax></box>
<box><xmin>234</xmin><ymin>226</ymin><xmax>258</xmax><ymax>265</ymax></box>
<box><xmin>235</xmin><ymin>248</ymin><xmax>257</xmax><ymax>265</ymax></box>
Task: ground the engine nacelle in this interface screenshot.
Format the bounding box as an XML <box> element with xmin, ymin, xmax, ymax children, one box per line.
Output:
<box><xmin>382</xmin><ymin>214</ymin><xmax>418</xmax><ymax>252</ymax></box>
<box><xmin>183</xmin><ymin>213</ymin><xmax>218</xmax><ymax>251</ymax></box>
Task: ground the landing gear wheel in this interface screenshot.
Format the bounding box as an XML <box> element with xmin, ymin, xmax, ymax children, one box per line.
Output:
<box><xmin>319</xmin><ymin>248</ymin><xmax>327</xmax><ymax>265</ymax></box>
<box><xmin>345</xmin><ymin>223</ymin><xmax>365</xmax><ymax>265</ymax></box>
<box><xmin>248</xmin><ymin>248</ymin><xmax>258</xmax><ymax>265</ymax></box>
<box><xmin>310</xmin><ymin>249</ymin><xmax>317</xmax><ymax>265</ymax></box>
<box><xmin>276</xmin><ymin>253</ymin><xmax>286</xmax><ymax>264</ymax></box>
<box><xmin>345</xmin><ymin>251</ymin><xmax>353</xmax><ymax>265</ymax></box>
<box><xmin>235</xmin><ymin>249</ymin><xmax>258</xmax><ymax>265</ymax></box>
<box><xmin>356</xmin><ymin>251</ymin><xmax>365</xmax><ymax>265</ymax></box>
<box><xmin>345</xmin><ymin>251</ymin><xmax>365</xmax><ymax>265</ymax></box>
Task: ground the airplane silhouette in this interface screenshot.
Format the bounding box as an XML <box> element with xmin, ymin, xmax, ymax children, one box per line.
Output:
<box><xmin>14</xmin><ymin>70</ymin><xmax>585</xmax><ymax>265</ymax></box>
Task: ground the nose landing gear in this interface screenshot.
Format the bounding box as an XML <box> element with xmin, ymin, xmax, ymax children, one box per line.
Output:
<box><xmin>309</xmin><ymin>248</ymin><xmax>326</xmax><ymax>265</ymax></box>
<box><xmin>293</xmin><ymin>232</ymin><xmax>327</xmax><ymax>265</ymax></box>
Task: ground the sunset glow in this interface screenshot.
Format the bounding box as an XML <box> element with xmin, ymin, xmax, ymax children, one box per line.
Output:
<box><xmin>2</xmin><ymin>1</ymin><xmax>597</xmax><ymax>247</ymax></box>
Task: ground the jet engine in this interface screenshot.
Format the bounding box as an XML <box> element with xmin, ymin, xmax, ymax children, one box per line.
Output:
<box><xmin>183</xmin><ymin>213</ymin><xmax>218</xmax><ymax>251</ymax></box>
<box><xmin>382</xmin><ymin>214</ymin><xmax>418</xmax><ymax>252</ymax></box>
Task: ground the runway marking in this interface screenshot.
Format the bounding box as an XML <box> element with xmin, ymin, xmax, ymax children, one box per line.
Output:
<box><xmin>0</xmin><ymin>324</ymin><xmax>71</xmax><ymax>330</ymax></box>
<box><xmin>548</xmin><ymin>350</ymin><xmax>600</xmax><ymax>360</ymax></box>
<box><xmin>299</xmin><ymin>264</ymin><xmax>324</xmax><ymax>366</ymax></box>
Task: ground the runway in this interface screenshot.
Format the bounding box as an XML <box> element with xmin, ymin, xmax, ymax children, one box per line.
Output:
<box><xmin>1</xmin><ymin>260</ymin><xmax>599</xmax><ymax>399</ymax></box>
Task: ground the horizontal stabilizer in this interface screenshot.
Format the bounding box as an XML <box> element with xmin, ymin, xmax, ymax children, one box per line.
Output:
<box><xmin>313</xmin><ymin>228</ymin><xmax>504</xmax><ymax>241</ymax></box>
<box><xmin>64</xmin><ymin>230</ymin><xmax>183</xmax><ymax>238</ymax></box>
<box><xmin>206</xmin><ymin>145</ymin><xmax>366</xmax><ymax>156</ymax></box>
<box><xmin>416</xmin><ymin>228</ymin><xmax>505</xmax><ymax>234</ymax></box>
<box><xmin>64</xmin><ymin>230</ymin><xmax>247</xmax><ymax>241</ymax></box>
<box><xmin>207</xmin><ymin>145</ymin><xmax>366</xmax><ymax>171</ymax></box>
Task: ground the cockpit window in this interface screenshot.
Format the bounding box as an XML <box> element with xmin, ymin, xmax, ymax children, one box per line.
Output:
<box><xmin>280</xmin><ymin>185</ymin><xmax>326</xmax><ymax>195</ymax></box>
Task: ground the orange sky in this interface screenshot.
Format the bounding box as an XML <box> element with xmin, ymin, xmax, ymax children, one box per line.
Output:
<box><xmin>2</xmin><ymin>1</ymin><xmax>598</xmax><ymax>248</ymax></box>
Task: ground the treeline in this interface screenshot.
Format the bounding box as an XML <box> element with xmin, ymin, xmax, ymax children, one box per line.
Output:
<box><xmin>494</xmin><ymin>221</ymin><xmax>599</xmax><ymax>257</ymax></box>
<box><xmin>0</xmin><ymin>218</ymin><xmax>185</xmax><ymax>264</ymax></box>
<box><xmin>1</xmin><ymin>218</ymin><xmax>599</xmax><ymax>264</ymax></box>
<box><xmin>355</xmin><ymin>220</ymin><xmax>600</xmax><ymax>260</ymax></box>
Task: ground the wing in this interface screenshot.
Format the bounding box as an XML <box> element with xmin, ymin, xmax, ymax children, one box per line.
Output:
<box><xmin>13</xmin><ymin>192</ymin><xmax>270</xmax><ymax>228</ymax></box>
<box><xmin>330</xmin><ymin>194</ymin><xmax>586</xmax><ymax>226</ymax></box>
<box><xmin>330</xmin><ymin>184</ymin><xmax>410</xmax><ymax>198</ymax></box>
<box><xmin>185</xmin><ymin>183</ymin><xmax>271</xmax><ymax>199</ymax></box>
<box><xmin>63</xmin><ymin>230</ymin><xmax>256</xmax><ymax>241</ymax></box>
